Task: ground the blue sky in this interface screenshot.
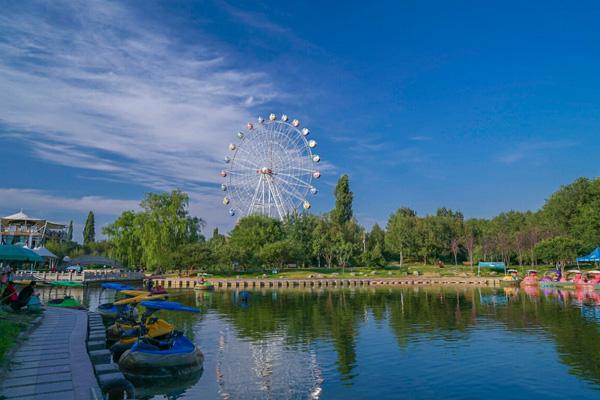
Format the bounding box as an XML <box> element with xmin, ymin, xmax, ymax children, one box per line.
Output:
<box><xmin>1</xmin><ymin>1</ymin><xmax>600</xmax><ymax>241</ymax></box>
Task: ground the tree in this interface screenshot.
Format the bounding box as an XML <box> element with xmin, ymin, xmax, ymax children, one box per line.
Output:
<box><xmin>67</xmin><ymin>220</ymin><xmax>73</xmax><ymax>242</ymax></box>
<box><xmin>331</xmin><ymin>175</ymin><xmax>353</xmax><ymax>226</ymax></box>
<box><xmin>385</xmin><ymin>207</ymin><xmax>417</xmax><ymax>267</ymax></box>
<box><xmin>228</xmin><ymin>215</ymin><xmax>284</xmax><ymax>269</ymax></box>
<box><xmin>83</xmin><ymin>211</ymin><xmax>95</xmax><ymax>246</ymax></box>
<box><xmin>312</xmin><ymin>216</ymin><xmax>336</xmax><ymax>268</ymax></box>
<box><xmin>534</xmin><ymin>236</ymin><xmax>583</xmax><ymax>272</ymax></box>
<box><xmin>367</xmin><ymin>224</ymin><xmax>385</xmax><ymax>252</ymax></box>
<box><xmin>450</xmin><ymin>238</ymin><xmax>460</xmax><ymax>266</ymax></box>
<box><xmin>102</xmin><ymin>210</ymin><xmax>142</xmax><ymax>268</ymax></box>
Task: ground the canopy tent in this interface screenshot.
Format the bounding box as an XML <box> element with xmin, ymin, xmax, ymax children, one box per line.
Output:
<box><xmin>576</xmin><ymin>247</ymin><xmax>600</xmax><ymax>263</ymax></box>
<box><xmin>0</xmin><ymin>244</ymin><xmax>43</xmax><ymax>262</ymax></box>
<box><xmin>32</xmin><ymin>246</ymin><xmax>57</xmax><ymax>259</ymax></box>
<box><xmin>67</xmin><ymin>256</ymin><xmax>124</xmax><ymax>269</ymax></box>
<box><xmin>33</xmin><ymin>246</ymin><xmax>59</xmax><ymax>269</ymax></box>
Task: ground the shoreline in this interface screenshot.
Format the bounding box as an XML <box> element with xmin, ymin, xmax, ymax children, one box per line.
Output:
<box><xmin>147</xmin><ymin>276</ymin><xmax>502</xmax><ymax>290</ymax></box>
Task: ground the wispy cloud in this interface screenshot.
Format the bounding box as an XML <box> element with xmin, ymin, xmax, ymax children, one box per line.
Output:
<box><xmin>0</xmin><ymin>0</ymin><xmax>283</xmax><ymax>196</ymax></box>
<box><xmin>409</xmin><ymin>135</ymin><xmax>432</xmax><ymax>141</ymax></box>
<box><xmin>498</xmin><ymin>140</ymin><xmax>577</xmax><ymax>164</ymax></box>
<box><xmin>0</xmin><ymin>188</ymin><xmax>140</xmax><ymax>216</ymax></box>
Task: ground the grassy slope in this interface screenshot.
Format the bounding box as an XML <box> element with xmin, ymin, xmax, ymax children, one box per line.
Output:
<box><xmin>165</xmin><ymin>263</ymin><xmax>556</xmax><ymax>280</ymax></box>
<box><xmin>0</xmin><ymin>310</ymin><xmax>36</xmax><ymax>365</ymax></box>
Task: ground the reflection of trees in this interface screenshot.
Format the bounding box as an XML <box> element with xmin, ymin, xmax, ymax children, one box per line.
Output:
<box><xmin>491</xmin><ymin>290</ymin><xmax>600</xmax><ymax>385</ymax></box>
<box><xmin>166</xmin><ymin>287</ymin><xmax>600</xmax><ymax>387</ymax></box>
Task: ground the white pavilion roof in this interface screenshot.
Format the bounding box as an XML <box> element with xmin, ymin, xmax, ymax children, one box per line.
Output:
<box><xmin>1</xmin><ymin>210</ymin><xmax>66</xmax><ymax>229</ymax></box>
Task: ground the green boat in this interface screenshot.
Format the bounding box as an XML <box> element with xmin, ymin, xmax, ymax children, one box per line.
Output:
<box><xmin>47</xmin><ymin>296</ymin><xmax>83</xmax><ymax>308</ymax></box>
<box><xmin>50</xmin><ymin>281</ymin><xmax>84</xmax><ymax>287</ymax></box>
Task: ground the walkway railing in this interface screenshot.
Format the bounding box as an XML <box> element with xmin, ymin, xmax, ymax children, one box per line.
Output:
<box><xmin>14</xmin><ymin>270</ymin><xmax>144</xmax><ymax>283</ymax></box>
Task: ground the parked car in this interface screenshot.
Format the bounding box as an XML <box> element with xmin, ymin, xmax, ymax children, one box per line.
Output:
<box><xmin>65</xmin><ymin>265</ymin><xmax>84</xmax><ymax>273</ymax></box>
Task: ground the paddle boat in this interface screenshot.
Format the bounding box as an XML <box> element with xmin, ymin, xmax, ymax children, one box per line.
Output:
<box><xmin>500</xmin><ymin>269</ymin><xmax>521</xmax><ymax>286</ymax></box>
<box><xmin>118</xmin><ymin>301</ymin><xmax>203</xmax><ymax>378</ymax></box>
<box><xmin>575</xmin><ymin>270</ymin><xmax>600</xmax><ymax>288</ymax></box>
<box><xmin>47</xmin><ymin>295</ymin><xmax>83</xmax><ymax>309</ymax></box>
<box><xmin>194</xmin><ymin>280</ymin><xmax>214</xmax><ymax>291</ymax></box>
<box><xmin>521</xmin><ymin>270</ymin><xmax>539</xmax><ymax>286</ymax></box>
<box><xmin>97</xmin><ymin>283</ymin><xmax>137</xmax><ymax>322</ymax></box>
<box><xmin>539</xmin><ymin>269</ymin><xmax>564</xmax><ymax>289</ymax></box>
<box><xmin>106</xmin><ymin>292</ymin><xmax>168</xmax><ymax>342</ymax></box>
<box><xmin>50</xmin><ymin>280</ymin><xmax>83</xmax><ymax>287</ymax></box>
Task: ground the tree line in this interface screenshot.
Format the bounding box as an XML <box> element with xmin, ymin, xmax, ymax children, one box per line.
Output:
<box><xmin>50</xmin><ymin>175</ymin><xmax>600</xmax><ymax>272</ymax></box>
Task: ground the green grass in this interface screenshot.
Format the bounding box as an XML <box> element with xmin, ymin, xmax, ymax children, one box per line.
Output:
<box><xmin>0</xmin><ymin>309</ymin><xmax>37</xmax><ymax>365</ymax></box>
<box><xmin>171</xmin><ymin>263</ymin><xmax>559</xmax><ymax>280</ymax></box>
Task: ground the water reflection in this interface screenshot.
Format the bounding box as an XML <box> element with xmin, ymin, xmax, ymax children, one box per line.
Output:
<box><xmin>34</xmin><ymin>286</ymin><xmax>600</xmax><ymax>399</ymax></box>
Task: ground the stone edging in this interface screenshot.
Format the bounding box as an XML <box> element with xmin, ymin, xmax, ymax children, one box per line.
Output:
<box><xmin>0</xmin><ymin>309</ymin><xmax>45</xmax><ymax>382</ymax></box>
<box><xmin>86</xmin><ymin>311</ymin><xmax>135</xmax><ymax>399</ymax></box>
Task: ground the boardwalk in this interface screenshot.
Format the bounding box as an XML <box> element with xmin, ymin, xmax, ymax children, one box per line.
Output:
<box><xmin>1</xmin><ymin>308</ymin><xmax>100</xmax><ymax>400</ymax></box>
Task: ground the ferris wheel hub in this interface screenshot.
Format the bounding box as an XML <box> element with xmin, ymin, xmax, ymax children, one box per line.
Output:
<box><xmin>259</xmin><ymin>167</ymin><xmax>273</xmax><ymax>175</ymax></box>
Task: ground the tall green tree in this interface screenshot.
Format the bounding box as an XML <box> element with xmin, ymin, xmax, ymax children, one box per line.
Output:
<box><xmin>332</xmin><ymin>175</ymin><xmax>353</xmax><ymax>226</ymax></box>
<box><xmin>83</xmin><ymin>211</ymin><xmax>95</xmax><ymax>246</ymax></box>
<box><xmin>385</xmin><ymin>207</ymin><xmax>417</xmax><ymax>266</ymax></box>
<box><xmin>67</xmin><ymin>220</ymin><xmax>73</xmax><ymax>242</ymax></box>
<box><xmin>228</xmin><ymin>215</ymin><xmax>284</xmax><ymax>269</ymax></box>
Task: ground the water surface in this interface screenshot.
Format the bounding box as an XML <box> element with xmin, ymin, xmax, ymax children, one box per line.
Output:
<box><xmin>41</xmin><ymin>286</ymin><xmax>600</xmax><ymax>399</ymax></box>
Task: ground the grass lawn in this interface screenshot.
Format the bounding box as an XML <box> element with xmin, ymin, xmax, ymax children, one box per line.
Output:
<box><xmin>166</xmin><ymin>263</ymin><xmax>557</xmax><ymax>280</ymax></box>
<box><xmin>0</xmin><ymin>308</ymin><xmax>38</xmax><ymax>366</ymax></box>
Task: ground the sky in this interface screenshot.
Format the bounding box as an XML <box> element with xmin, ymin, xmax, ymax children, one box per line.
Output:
<box><xmin>1</xmin><ymin>0</ymin><xmax>600</xmax><ymax>242</ymax></box>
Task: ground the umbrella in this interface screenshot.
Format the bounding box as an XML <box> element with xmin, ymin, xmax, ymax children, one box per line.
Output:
<box><xmin>0</xmin><ymin>244</ymin><xmax>44</xmax><ymax>262</ymax></box>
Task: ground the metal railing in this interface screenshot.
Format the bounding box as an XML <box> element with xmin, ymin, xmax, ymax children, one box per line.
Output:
<box><xmin>14</xmin><ymin>270</ymin><xmax>144</xmax><ymax>282</ymax></box>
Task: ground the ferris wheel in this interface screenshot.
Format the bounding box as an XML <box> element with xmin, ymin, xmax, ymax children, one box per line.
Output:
<box><xmin>220</xmin><ymin>113</ymin><xmax>321</xmax><ymax>220</ymax></box>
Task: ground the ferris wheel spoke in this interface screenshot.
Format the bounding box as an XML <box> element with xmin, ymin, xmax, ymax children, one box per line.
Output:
<box><xmin>273</xmin><ymin>173</ymin><xmax>313</xmax><ymax>189</ymax></box>
<box><xmin>265</xmin><ymin>175</ymin><xmax>286</xmax><ymax>220</ymax></box>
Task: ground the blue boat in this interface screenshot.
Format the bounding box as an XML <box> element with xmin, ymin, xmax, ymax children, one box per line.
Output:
<box><xmin>101</xmin><ymin>283</ymin><xmax>135</xmax><ymax>291</ymax></box>
<box><xmin>118</xmin><ymin>301</ymin><xmax>203</xmax><ymax>378</ymax></box>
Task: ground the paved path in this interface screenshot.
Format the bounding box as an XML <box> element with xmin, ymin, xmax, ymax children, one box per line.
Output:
<box><xmin>1</xmin><ymin>307</ymin><xmax>100</xmax><ymax>400</ymax></box>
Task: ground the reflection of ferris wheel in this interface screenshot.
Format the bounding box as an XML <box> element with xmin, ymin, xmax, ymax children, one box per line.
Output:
<box><xmin>220</xmin><ymin>113</ymin><xmax>321</xmax><ymax>220</ymax></box>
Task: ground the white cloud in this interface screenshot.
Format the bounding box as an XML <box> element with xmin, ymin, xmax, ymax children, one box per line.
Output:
<box><xmin>0</xmin><ymin>188</ymin><xmax>139</xmax><ymax>216</ymax></box>
<box><xmin>0</xmin><ymin>0</ymin><xmax>282</xmax><ymax>193</ymax></box>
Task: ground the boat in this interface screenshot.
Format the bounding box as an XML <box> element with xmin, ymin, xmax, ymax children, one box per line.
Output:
<box><xmin>194</xmin><ymin>281</ymin><xmax>214</xmax><ymax>291</ymax></box>
<box><xmin>118</xmin><ymin>301</ymin><xmax>203</xmax><ymax>378</ymax></box>
<box><xmin>500</xmin><ymin>269</ymin><xmax>521</xmax><ymax>286</ymax></box>
<box><xmin>106</xmin><ymin>293</ymin><xmax>168</xmax><ymax>343</ymax></box>
<box><xmin>47</xmin><ymin>296</ymin><xmax>83</xmax><ymax>309</ymax></box>
<box><xmin>97</xmin><ymin>283</ymin><xmax>138</xmax><ymax>321</ymax></box>
<box><xmin>110</xmin><ymin>318</ymin><xmax>175</xmax><ymax>361</ymax></box>
<box><xmin>50</xmin><ymin>280</ymin><xmax>83</xmax><ymax>287</ymax></box>
<box><xmin>521</xmin><ymin>270</ymin><xmax>539</xmax><ymax>286</ymax></box>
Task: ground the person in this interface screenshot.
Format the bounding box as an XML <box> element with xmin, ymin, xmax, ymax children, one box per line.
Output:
<box><xmin>11</xmin><ymin>281</ymin><xmax>36</xmax><ymax>311</ymax></box>
<box><xmin>146</xmin><ymin>279</ymin><xmax>154</xmax><ymax>292</ymax></box>
<box><xmin>1</xmin><ymin>281</ymin><xmax>18</xmax><ymax>305</ymax></box>
<box><xmin>0</xmin><ymin>272</ymin><xmax>8</xmax><ymax>288</ymax></box>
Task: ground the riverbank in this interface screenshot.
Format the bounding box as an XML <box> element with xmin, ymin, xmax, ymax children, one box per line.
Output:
<box><xmin>0</xmin><ymin>310</ymin><xmax>40</xmax><ymax>366</ymax></box>
<box><xmin>155</xmin><ymin>264</ymin><xmax>554</xmax><ymax>282</ymax></box>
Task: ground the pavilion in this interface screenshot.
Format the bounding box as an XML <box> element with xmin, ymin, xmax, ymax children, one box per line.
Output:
<box><xmin>0</xmin><ymin>210</ymin><xmax>67</xmax><ymax>248</ymax></box>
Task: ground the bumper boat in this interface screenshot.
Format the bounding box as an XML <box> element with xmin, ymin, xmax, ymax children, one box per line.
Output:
<box><xmin>194</xmin><ymin>281</ymin><xmax>214</xmax><ymax>291</ymax></box>
<box><xmin>47</xmin><ymin>296</ymin><xmax>83</xmax><ymax>309</ymax></box>
<box><xmin>118</xmin><ymin>301</ymin><xmax>203</xmax><ymax>378</ymax></box>
<box><xmin>500</xmin><ymin>269</ymin><xmax>521</xmax><ymax>286</ymax></box>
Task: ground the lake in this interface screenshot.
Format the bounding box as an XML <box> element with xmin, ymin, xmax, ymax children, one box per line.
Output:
<box><xmin>41</xmin><ymin>285</ymin><xmax>600</xmax><ymax>399</ymax></box>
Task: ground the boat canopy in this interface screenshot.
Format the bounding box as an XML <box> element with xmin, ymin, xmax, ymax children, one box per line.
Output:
<box><xmin>478</xmin><ymin>262</ymin><xmax>506</xmax><ymax>271</ymax></box>
<box><xmin>0</xmin><ymin>244</ymin><xmax>43</xmax><ymax>262</ymax></box>
<box><xmin>587</xmin><ymin>270</ymin><xmax>600</xmax><ymax>274</ymax></box>
<box><xmin>506</xmin><ymin>269</ymin><xmax>519</xmax><ymax>273</ymax></box>
<box><xmin>101</xmin><ymin>283</ymin><xmax>135</xmax><ymax>291</ymax></box>
<box><xmin>576</xmin><ymin>247</ymin><xmax>600</xmax><ymax>263</ymax></box>
<box><xmin>566</xmin><ymin>269</ymin><xmax>582</xmax><ymax>273</ymax></box>
<box><xmin>140</xmin><ymin>301</ymin><xmax>199</xmax><ymax>313</ymax></box>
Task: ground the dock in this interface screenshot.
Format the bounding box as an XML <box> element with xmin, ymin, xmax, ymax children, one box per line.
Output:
<box><xmin>148</xmin><ymin>276</ymin><xmax>501</xmax><ymax>289</ymax></box>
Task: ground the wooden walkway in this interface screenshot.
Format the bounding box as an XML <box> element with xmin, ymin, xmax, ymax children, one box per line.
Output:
<box><xmin>150</xmin><ymin>276</ymin><xmax>501</xmax><ymax>289</ymax></box>
<box><xmin>0</xmin><ymin>308</ymin><xmax>100</xmax><ymax>400</ymax></box>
